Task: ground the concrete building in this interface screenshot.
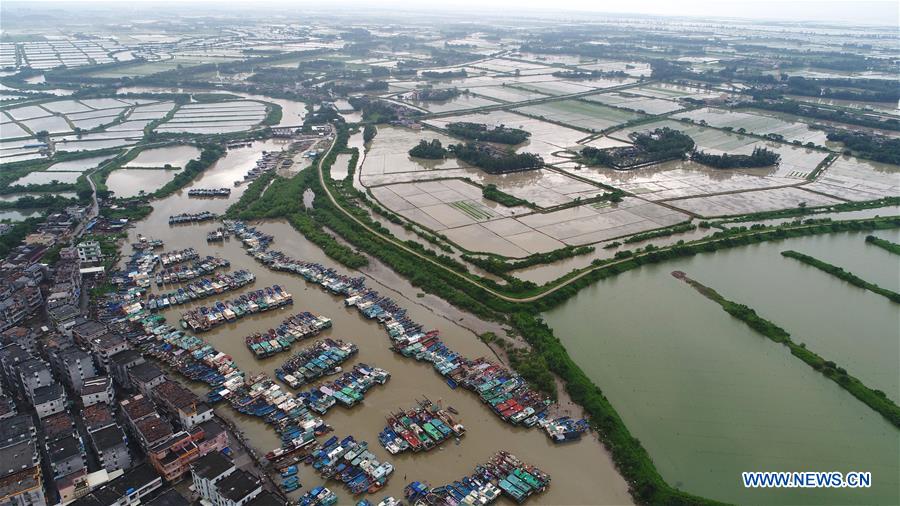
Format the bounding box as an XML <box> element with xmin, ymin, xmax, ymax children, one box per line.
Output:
<box><xmin>0</xmin><ymin>439</ymin><xmax>45</xmax><ymax>506</ymax></box>
<box><xmin>152</xmin><ymin>380</ymin><xmax>214</xmax><ymax>430</ymax></box>
<box><xmin>128</xmin><ymin>362</ymin><xmax>166</xmax><ymax>397</ymax></box>
<box><xmin>32</xmin><ymin>383</ymin><xmax>67</xmax><ymax>419</ymax></box>
<box><xmin>212</xmin><ymin>469</ymin><xmax>262</xmax><ymax>506</ymax></box>
<box><xmin>89</xmin><ymin>425</ymin><xmax>133</xmax><ymax>473</ymax></box>
<box><xmin>81</xmin><ymin>375</ymin><xmax>114</xmax><ymax>407</ymax></box>
<box><xmin>109</xmin><ymin>349</ymin><xmax>145</xmax><ymax>389</ymax></box>
<box><xmin>46</xmin><ymin>434</ymin><xmax>86</xmax><ymax>480</ymax></box>
<box><xmin>0</xmin><ymin>327</ymin><xmax>36</xmax><ymax>355</ymax></box>
<box><xmin>17</xmin><ymin>358</ymin><xmax>53</xmax><ymax>402</ymax></box>
<box><xmin>147</xmin><ymin>421</ymin><xmax>228</xmax><ymax>483</ymax></box>
<box><xmin>83</xmin><ymin>403</ymin><xmax>116</xmax><ymax>433</ymax></box>
<box><xmin>70</xmin><ymin>320</ymin><xmax>107</xmax><ymax>347</ymax></box>
<box><xmin>76</xmin><ymin>241</ymin><xmax>102</xmax><ymax>265</ymax></box>
<box><xmin>51</xmin><ymin>347</ymin><xmax>97</xmax><ymax>392</ymax></box>
<box><xmin>70</xmin><ymin>464</ymin><xmax>163</xmax><ymax>506</ymax></box>
<box><xmin>190</xmin><ymin>451</ymin><xmax>235</xmax><ymax>501</ymax></box>
<box><xmin>0</xmin><ymin>343</ymin><xmax>32</xmax><ymax>392</ymax></box>
<box><xmin>88</xmin><ymin>333</ymin><xmax>128</xmax><ymax>373</ymax></box>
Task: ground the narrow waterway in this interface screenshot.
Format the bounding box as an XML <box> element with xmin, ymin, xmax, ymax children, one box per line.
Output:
<box><xmin>543</xmin><ymin>231</ymin><xmax>900</xmax><ymax>505</ymax></box>
<box><xmin>122</xmin><ymin>147</ymin><xmax>633</xmax><ymax>504</ymax></box>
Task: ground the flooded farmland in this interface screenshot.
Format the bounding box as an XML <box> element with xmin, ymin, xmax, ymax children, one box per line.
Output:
<box><xmin>543</xmin><ymin>232</ymin><xmax>900</xmax><ymax>505</ymax></box>
<box><xmin>120</xmin><ymin>142</ymin><xmax>632</xmax><ymax>505</ymax></box>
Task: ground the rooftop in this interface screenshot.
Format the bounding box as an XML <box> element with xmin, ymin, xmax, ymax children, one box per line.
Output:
<box><xmin>41</xmin><ymin>411</ymin><xmax>75</xmax><ymax>443</ymax></box>
<box><xmin>190</xmin><ymin>450</ymin><xmax>234</xmax><ymax>481</ymax></box>
<box><xmin>47</xmin><ymin>435</ymin><xmax>82</xmax><ymax>463</ymax></box>
<box><xmin>135</xmin><ymin>415</ymin><xmax>174</xmax><ymax>445</ymax></box>
<box><xmin>73</xmin><ymin>320</ymin><xmax>107</xmax><ymax>337</ymax></box>
<box><xmin>0</xmin><ymin>440</ymin><xmax>37</xmax><ymax>478</ymax></box>
<box><xmin>214</xmin><ymin>469</ymin><xmax>261</xmax><ymax>503</ymax></box>
<box><xmin>121</xmin><ymin>394</ymin><xmax>155</xmax><ymax>421</ymax></box>
<box><xmin>83</xmin><ymin>403</ymin><xmax>115</xmax><ymax>432</ymax></box>
<box><xmin>152</xmin><ymin>380</ymin><xmax>201</xmax><ymax>409</ymax></box>
<box><xmin>82</xmin><ymin>375</ymin><xmax>112</xmax><ymax>395</ymax></box>
<box><xmin>0</xmin><ymin>414</ymin><xmax>35</xmax><ymax>448</ymax></box>
<box><xmin>33</xmin><ymin>383</ymin><xmax>66</xmax><ymax>405</ymax></box>
<box><xmin>197</xmin><ymin>419</ymin><xmax>225</xmax><ymax>440</ymax></box>
<box><xmin>246</xmin><ymin>490</ymin><xmax>285</xmax><ymax>506</ymax></box>
<box><xmin>90</xmin><ymin>424</ymin><xmax>127</xmax><ymax>451</ymax></box>
<box><xmin>129</xmin><ymin>361</ymin><xmax>165</xmax><ymax>383</ymax></box>
<box><xmin>110</xmin><ymin>348</ymin><xmax>144</xmax><ymax>366</ymax></box>
<box><xmin>145</xmin><ymin>488</ymin><xmax>190</xmax><ymax>506</ymax></box>
<box><xmin>71</xmin><ymin>464</ymin><xmax>161</xmax><ymax>506</ymax></box>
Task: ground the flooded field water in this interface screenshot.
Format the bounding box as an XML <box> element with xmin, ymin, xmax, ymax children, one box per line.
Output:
<box><xmin>543</xmin><ymin>232</ymin><xmax>900</xmax><ymax>505</ymax></box>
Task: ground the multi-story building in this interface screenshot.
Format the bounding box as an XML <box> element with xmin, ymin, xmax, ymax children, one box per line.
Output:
<box><xmin>212</xmin><ymin>469</ymin><xmax>262</xmax><ymax>506</ymax></box>
<box><xmin>51</xmin><ymin>347</ymin><xmax>97</xmax><ymax>392</ymax></box>
<box><xmin>128</xmin><ymin>362</ymin><xmax>167</xmax><ymax>397</ymax></box>
<box><xmin>71</xmin><ymin>320</ymin><xmax>107</xmax><ymax>347</ymax></box>
<box><xmin>109</xmin><ymin>349</ymin><xmax>145</xmax><ymax>389</ymax></box>
<box><xmin>17</xmin><ymin>358</ymin><xmax>52</xmax><ymax>402</ymax></box>
<box><xmin>0</xmin><ymin>327</ymin><xmax>36</xmax><ymax>354</ymax></box>
<box><xmin>134</xmin><ymin>415</ymin><xmax>175</xmax><ymax>451</ymax></box>
<box><xmin>32</xmin><ymin>383</ymin><xmax>67</xmax><ymax>419</ymax></box>
<box><xmin>81</xmin><ymin>375</ymin><xmax>114</xmax><ymax>407</ymax></box>
<box><xmin>83</xmin><ymin>403</ymin><xmax>116</xmax><ymax>433</ymax></box>
<box><xmin>88</xmin><ymin>333</ymin><xmax>128</xmax><ymax>372</ymax></box>
<box><xmin>89</xmin><ymin>425</ymin><xmax>133</xmax><ymax>473</ymax></box>
<box><xmin>46</xmin><ymin>434</ymin><xmax>86</xmax><ymax>480</ymax></box>
<box><xmin>70</xmin><ymin>464</ymin><xmax>163</xmax><ymax>506</ymax></box>
<box><xmin>0</xmin><ymin>343</ymin><xmax>31</xmax><ymax>393</ymax></box>
<box><xmin>147</xmin><ymin>421</ymin><xmax>228</xmax><ymax>483</ymax></box>
<box><xmin>151</xmin><ymin>380</ymin><xmax>214</xmax><ymax>430</ymax></box>
<box><xmin>190</xmin><ymin>451</ymin><xmax>235</xmax><ymax>501</ymax></box>
<box><xmin>76</xmin><ymin>241</ymin><xmax>102</xmax><ymax>266</ymax></box>
<box><xmin>0</xmin><ymin>439</ymin><xmax>44</xmax><ymax>506</ymax></box>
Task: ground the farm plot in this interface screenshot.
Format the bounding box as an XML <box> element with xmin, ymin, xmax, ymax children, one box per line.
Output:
<box><xmin>470</xmin><ymin>85</ymin><xmax>550</xmax><ymax>103</ymax></box>
<box><xmin>629</xmin><ymin>82</ymin><xmax>734</xmax><ymax>101</ymax></box>
<box><xmin>20</xmin><ymin>115</ymin><xmax>71</xmax><ymax>134</ymax></box>
<box><xmin>514</xmin><ymin>99</ymin><xmax>645</xmax><ymax>132</ymax></box>
<box><xmin>424</xmin><ymin>109</ymin><xmax>588</xmax><ymax>164</ymax></box>
<box><xmin>610</xmin><ymin>119</ymin><xmax>827</xmax><ymax>178</ymax></box>
<box><xmin>154</xmin><ymin>100</ymin><xmax>266</xmax><ymax>134</ymax></box>
<box><xmin>805</xmin><ymin>156</ymin><xmax>900</xmax><ymax>201</ymax></box>
<box><xmin>673</xmin><ymin>107</ymin><xmax>831</xmax><ymax>145</ymax></box>
<box><xmin>515</xmin><ymin>196</ymin><xmax>689</xmax><ymax>246</ymax></box>
<box><xmin>584</xmin><ymin>92</ymin><xmax>684</xmax><ymax>115</ymax></box>
<box><xmin>360</xmin><ymin>125</ymin><xmax>465</xmax><ymax>176</ymax></box>
<box><xmin>12</xmin><ymin>171</ymin><xmax>81</xmax><ymax>185</ymax></box>
<box><xmin>46</xmin><ymin>154</ymin><xmax>118</xmax><ymax>172</ymax></box>
<box><xmin>564</xmin><ymin>159</ymin><xmax>798</xmax><ymax>201</ymax></box>
<box><xmin>470</xmin><ymin>58</ymin><xmax>556</xmax><ymax>74</ymax></box>
<box><xmin>575</xmin><ymin>60</ymin><xmax>651</xmax><ymax>77</ymax></box>
<box><xmin>400</xmin><ymin>93</ymin><xmax>499</xmax><ymax>113</ymax></box>
<box><xmin>514</xmin><ymin>77</ymin><xmax>634</xmax><ymax>96</ymax></box>
<box><xmin>0</xmin><ymin>121</ymin><xmax>30</xmax><ymax>139</ymax></box>
<box><xmin>666</xmin><ymin>187</ymin><xmax>842</xmax><ymax>217</ymax></box>
<box><xmin>125</xmin><ymin>145</ymin><xmax>201</xmax><ymax>168</ymax></box>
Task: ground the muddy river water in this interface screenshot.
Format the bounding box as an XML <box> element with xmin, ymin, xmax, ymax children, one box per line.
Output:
<box><xmin>122</xmin><ymin>145</ymin><xmax>632</xmax><ymax>504</ymax></box>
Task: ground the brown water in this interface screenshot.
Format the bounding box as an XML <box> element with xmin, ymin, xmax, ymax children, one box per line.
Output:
<box><xmin>123</xmin><ymin>157</ymin><xmax>632</xmax><ymax>504</ymax></box>
<box><xmin>543</xmin><ymin>232</ymin><xmax>900</xmax><ymax>505</ymax></box>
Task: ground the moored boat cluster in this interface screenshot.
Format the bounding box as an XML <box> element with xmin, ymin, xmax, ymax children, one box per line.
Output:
<box><xmin>297</xmin><ymin>363</ymin><xmax>390</xmax><ymax>415</ymax></box>
<box><xmin>168</xmin><ymin>211</ymin><xmax>217</xmax><ymax>225</ymax></box>
<box><xmin>179</xmin><ymin>285</ymin><xmax>293</xmax><ymax>332</ymax></box>
<box><xmin>379</xmin><ymin>398</ymin><xmax>465</xmax><ymax>454</ymax></box>
<box><xmin>245</xmin><ymin>311</ymin><xmax>333</xmax><ymax>358</ymax></box>
<box><xmin>155</xmin><ymin>256</ymin><xmax>230</xmax><ymax>286</ymax></box>
<box><xmin>304</xmin><ymin>434</ymin><xmax>394</xmax><ymax>495</ymax></box>
<box><xmin>275</xmin><ymin>339</ymin><xmax>358</xmax><ymax>388</ymax></box>
<box><xmin>226</xmin><ymin>220</ymin><xmax>554</xmax><ymax>427</ymax></box>
<box><xmin>147</xmin><ymin>270</ymin><xmax>255</xmax><ymax>311</ymax></box>
<box><xmin>404</xmin><ymin>451</ymin><xmax>550</xmax><ymax>505</ymax></box>
<box><xmin>188</xmin><ymin>187</ymin><xmax>231</xmax><ymax>197</ymax></box>
<box><xmin>160</xmin><ymin>247</ymin><xmax>199</xmax><ymax>266</ymax></box>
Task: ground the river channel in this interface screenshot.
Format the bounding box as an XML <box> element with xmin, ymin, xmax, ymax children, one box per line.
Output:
<box><xmin>121</xmin><ymin>144</ymin><xmax>632</xmax><ymax>504</ymax></box>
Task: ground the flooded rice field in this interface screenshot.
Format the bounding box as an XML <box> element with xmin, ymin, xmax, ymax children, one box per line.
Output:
<box><xmin>106</xmin><ymin>168</ymin><xmax>182</xmax><ymax>198</ymax></box>
<box><xmin>120</xmin><ymin>151</ymin><xmax>633</xmax><ymax>504</ymax></box>
<box><xmin>125</xmin><ymin>145</ymin><xmax>202</xmax><ymax>168</ymax></box>
<box><xmin>46</xmin><ymin>154</ymin><xmax>118</xmax><ymax>172</ymax></box>
<box><xmin>11</xmin><ymin>170</ymin><xmax>81</xmax><ymax>185</ymax></box>
<box><xmin>543</xmin><ymin>231</ymin><xmax>900</xmax><ymax>505</ymax></box>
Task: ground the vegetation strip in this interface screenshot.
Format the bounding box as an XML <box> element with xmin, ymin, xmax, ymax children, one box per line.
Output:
<box><xmin>674</xmin><ymin>272</ymin><xmax>900</xmax><ymax>428</ymax></box>
<box><xmin>781</xmin><ymin>250</ymin><xmax>900</xmax><ymax>303</ymax></box>
<box><xmin>865</xmin><ymin>235</ymin><xmax>900</xmax><ymax>255</ymax></box>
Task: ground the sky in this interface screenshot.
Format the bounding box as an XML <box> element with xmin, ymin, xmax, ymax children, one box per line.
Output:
<box><xmin>3</xmin><ymin>0</ymin><xmax>899</xmax><ymax>26</ymax></box>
